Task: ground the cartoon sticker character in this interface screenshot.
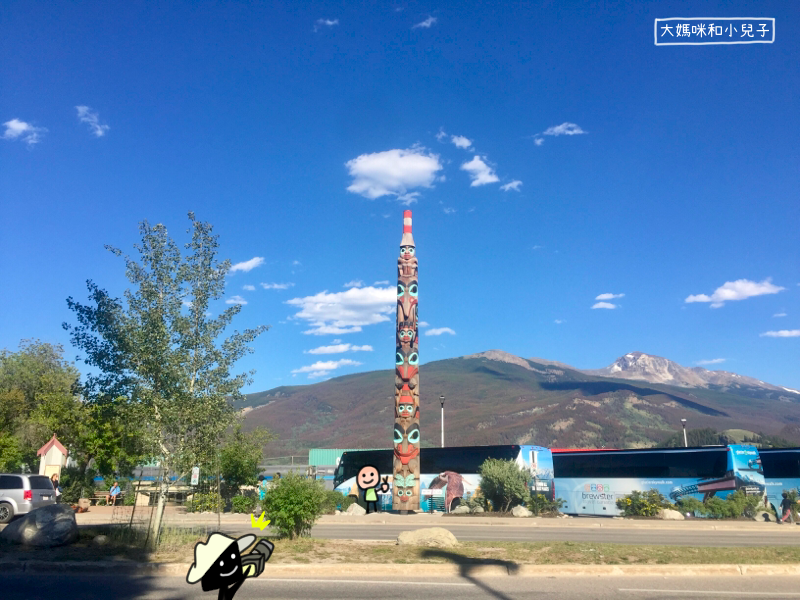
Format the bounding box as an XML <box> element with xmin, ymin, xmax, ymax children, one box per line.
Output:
<box><xmin>357</xmin><ymin>464</ymin><xmax>390</xmax><ymax>514</ymax></box>
<box><xmin>187</xmin><ymin>533</ymin><xmax>274</xmax><ymax>600</ymax></box>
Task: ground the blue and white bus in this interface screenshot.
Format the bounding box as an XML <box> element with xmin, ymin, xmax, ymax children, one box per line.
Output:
<box><xmin>760</xmin><ymin>448</ymin><xmax>800</xmax><ymax>517</ymax></box>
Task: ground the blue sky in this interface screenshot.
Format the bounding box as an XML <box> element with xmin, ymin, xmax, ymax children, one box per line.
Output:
<box><xmin>2</xmin><ymin>1</ymin><xmax>798</xmax><ymax>393</ymax></box>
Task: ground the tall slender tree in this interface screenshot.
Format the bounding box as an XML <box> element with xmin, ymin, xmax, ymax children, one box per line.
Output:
<box><xmin>64</xmin><ymin>213</ymin><xmax>268</xmax><ymax>548</ymax></box>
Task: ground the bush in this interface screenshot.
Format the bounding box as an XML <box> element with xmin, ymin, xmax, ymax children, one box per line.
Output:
<box><xmin>702</xmin><ymin>491</ymin><xmax>763</xmax><ymax>519</ymax></box>
<box><xmin>465</xmin><ymin>491</ymin><xmax>487</xmax><ymax>511</ymax></box>
<box><xmin>675</xmin><ymin>496</ymin><xmax>705</xmax><ymax>515</ymax></box>
<box><xmin>321</xmin><ymin>490</ymin><xmax>352</xmax><ymax>514</ymax></box>
<box><xmin>527</xmin><ymin>493</ymin><xmax>564</xmax><ymax>516</ymax></box>
<box><xmin>231</xmin><ymin>495</ymin><xmax>257</xmax><ymax>514</ymax></box>
<box><xmin>616</xmin><ymin>489</ymin><xmax>673</xmax><ymax>517</ymax></box>
<box><xmin>60</xmin><ymin>466</ymin><xmax>97</xmax><ymax>504</ymax></box>
<box><xmin>123</xmin><ymin>491</ymin><xmax>137</xmax><ymax>506</ymax></box>
<box><xmin>478</xmin><ymin>459</ymin><xmax>530</xmax><ymax>512</ymax></box>
<box><xmin>261</xmin><ymin>472</ymin><xmax>327</xmax><ymax>539</ymax></box>
<box><xmin>186</xmin><ymin>490</ymin><xmax>221</xmax><ymax>513</ymax></box>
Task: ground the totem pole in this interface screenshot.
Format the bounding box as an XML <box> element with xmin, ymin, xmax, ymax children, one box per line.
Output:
<box><xmin>393</xmin><ymin>210</ymin><xmax>421</xmax><ymax>511</ymax></box>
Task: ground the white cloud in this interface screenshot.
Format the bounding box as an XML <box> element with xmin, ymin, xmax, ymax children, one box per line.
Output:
<box><xmin>460</xmin><ymin>156</ymin><xmax>499</xmax><ymax>187</ymax></box>
<box><xmin>685</xmin><ymin>278</ymin><xmax>785</xmax><ymax>308</ymax></box>
<box><xmin>412</xmin><ymin>16</ymin><xmax>437</xmax><ymax>28</ymax></box>
<box><xmin>3</xmin><ymin>118</ymin><xmax>47</xmax><ymax>146</ymax></box>
<box><xmin>291</xmin><ymin>358</ymin><xmax>362</xmax><ymax>379</ymax></box>
<box><xmin>344</xmin><ymin>280</ymin><xmax>364</xmax><ymax>288</ymax></box>
<box><xmin>230</xmin><ymin>257</ymin><xmax>265</xmax><ymax>273</ymax></box>
<box><xmin>543</xmin><ymin>122</ymin><xmax>587</xmax><ymax>136</ymax></box>
<box><xmin>346</xmin><ymin>147</ymin><xmax>443</xmax><ymax>203</ymax></box>
<box><xmin>242</xmin><ymin>285</ymin><xmax>256</xmax><ymax>291</ymax></box>
<box><xmin>182</xmin><ymin>300</ymin><xmax>193</xmax><ymax>308</ymax></box>
<box><xmin>261</xmin><ymin>282</ymin><xmax>294</xmax><ymax>290</ymax></box>
<box><xmin>306</xmin><ymin>343</ymin><xmax>374</xmax><ymax>355</ymax></box>
<box><xmin>595</xmin><ymin>292</ymin><xmax>625</xmax><ymax>300</ymax></box>
<box><xmin>425</xmin><ymin>327</ymin><xmax>455</xmax><ymax>336</ymax></box>
<box><xmin>450</xmin><ymin>135</ymin><xmax>472</xmax><ymax>149</ymax></box>
<box><xmin>443</xmin><ymin>207</ymin><xmax>456</xmax><ymax>214</ymax></box>
<box><xmin>591</xmin><ymin>302</ymin><xmax>617</xmax><ymax>309</ymax></box>
<box><xmin>418</xmin><ymin>321</ymin><xmax>430</xmax><ymax>328</ymax></box>
<box><xmin>500</xmin><ymin>180</ymin><xmax>523</xmax><ymax>192</ymax></box>
<box><xmin>760</xmin><ymin>330</ymin><xmax>800</xmax><ymax>338</ymax></box>
<box><xmin>75</xmin><ymin>106</ymin><xmax>109</xmax><ymax>137</ymax></box>
<box><xmin>435</xmin><ymin>128</ymin><xmax>447</xmax><ymax>142</ymax></box>
<box><xmin>532</xmin><ymin>245</ymin><xmax>543</xmax><ymax>250</ymax></box>
<box><xmin>314</xmin><ymin>18</ymin><xmax>339</xmax><ymax>32</ymax></box>
<box><xmin>292</xmin><ymin>260</ymin><xmax>301</xmax><ymax>266</ymax></box>
<box><xmin>533</xmin><ymin>136</ymin><xmax>544</xmax><ymax>146</ymax></box>
<box><xmin>696</xmin><ymin>358</ymin><xmax>726</xmax><ymax>365</ymax></box>
<box><xmin>373</xmin><ymin>280</ymin><xmax>389</xmax><ymax>286</ymax></box>
<box><xmin>286</xmin><ymin>285</ymin><xmax>396</xmax><ymax>335</ymax></box>
<box><xmin>226</xmin><ymin>295</ymin><xmax>248</xmax><ymax>305</ymax></box>
<box><xmin>774</xmin><ymin>312</ymin><xmax>787</xmax><ymax>318</ymax></box>
<box><xmin>554</xmin><ymin>319</ymin><xmax>564</xmax><ymax>324</ymax></box>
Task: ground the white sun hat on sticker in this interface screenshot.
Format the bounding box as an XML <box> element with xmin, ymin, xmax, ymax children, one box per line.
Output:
<box><xmin>186</xmin><ymin>533</ymin><xmax>256</xmax><ymax>584</ymax></box>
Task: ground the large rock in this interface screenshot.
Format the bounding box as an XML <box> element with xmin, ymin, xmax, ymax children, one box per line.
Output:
<box><xmin>345</xmin><ymin>502</ymin><xmax>366</xmax><ymax>516</ymax></box>
<box><xmin>450</xmin><ymin>504</ymin><xmax>471</xmax><ymax>514</ymax></box>
<box><xmin>658</xmin><ymin>508</ymin><xmax>685</xmax><ymax>521</ymax></box>
<box><xmin>511</xmin><ymin>505</ymin><xmax>533</xmax><ymax>517</ymax></box>
<box><xmin>397</xmin><ymin>527</ymin><xmax>458</xmax><ymax>548</ymax></box>
<box><xmin>752</xmin><ymin>510</ymin><xmax>774</xmax><ymax>522</ymax></box>
<box><xmin>471</xmin><ymin>506</ymin><xmax>485</xmax><ymax>514</ymax></box>
<box><xmin>0</xmin><ymin>505</ymin><xmax>79</xmax><ymax>547</ymax></box>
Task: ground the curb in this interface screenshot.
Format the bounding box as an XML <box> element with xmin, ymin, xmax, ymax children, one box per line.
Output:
<box><xmin>3</xmin><ymin>561</ymin><xmax>800</xmax><ymax>577</ymax></box>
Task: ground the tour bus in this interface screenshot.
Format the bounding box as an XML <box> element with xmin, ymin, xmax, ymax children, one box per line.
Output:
<box><xmin>552</xmin><ymin>445</ymin><xmax>766</xmax><ymax>516</ymax></box>
<box><xmin>759</xmin><ymin>448</ymin><xmax>800</xmax><ymax>517</ymax></box>
<box><xmin>333</xmin><ymin>444</ymin><xmax>554</xmax><ymax>512</ymax></box>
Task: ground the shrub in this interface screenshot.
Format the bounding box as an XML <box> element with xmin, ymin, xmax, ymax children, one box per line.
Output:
<box><xmin>123</xmin><ymin>491</ymin><xmax>137</xmax><ymax>506</ymax></box>
<box><xmin>231</xmin><ymin>495</ymin><xmax>257</xmax><ymax>514</ymax></box>
<box><xmin>527</xmin><ymin>493</ymin><xmax>564</xmax><ymax>516</ymax></box>
<box><xmin>616</xmin><ymin>489</ymin><xmax>673</xmax><ymax>517</ymax></box>
<box><xmin>703</xmin><ymin>491</ymin><xmax>763</xmax><ymax>519</ymax></box>
<box><xmin>60</xmin><ymin>466</ymin><xmax>97</xmax><ymax>504</ymax></box>
<box><xmin>321</xmin><ymin>490</ymin><xmax>352</xmax><ymax>514</ymax></box>
<box><xmin>478</xmin><ymin>459</ymin><xmax>529</xmax><ymax>512</ymax></box>
<box><xmin>186</xmin><ymin>491</ymin><xmax>221</xmax><ymax>513</ymax></box>
<box><xmin>675</xmin><ymin>496</ymin><xmax>705</xmax><ymax>515</ymax></box>
<box><xmin>261</xmin><ymin>472</ymin><xmax>327</xmax><ymax>539</ymax></box>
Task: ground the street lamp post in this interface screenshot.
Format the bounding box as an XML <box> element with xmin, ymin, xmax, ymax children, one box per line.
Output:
<box><xmin>681</xmin><ymin>419</ymin><xmax>688</xmax><ymax>447</ymax></box>
<box><xmin>440</xmin><ymin>395</ymin><xmax>445</xmax><ymax>448</ymax></box>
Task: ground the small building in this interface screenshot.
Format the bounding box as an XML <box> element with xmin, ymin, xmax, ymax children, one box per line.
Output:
<box><xmin>38</xmin><ymin>435</ymin><xmax>68</xmax><ymax>478</ymax></box>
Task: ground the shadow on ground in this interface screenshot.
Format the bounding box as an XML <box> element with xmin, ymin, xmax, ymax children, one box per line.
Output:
<box><xmin>420</xmin><ymin>549</ymin><xmax>519</xmax><ymax>600</ymax></box>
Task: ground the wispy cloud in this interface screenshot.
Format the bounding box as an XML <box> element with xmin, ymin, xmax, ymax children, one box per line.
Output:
<box><xmin>418</xmin><ymin>321</ymin><xmax>430</xmax><ymax>328</ymax></box>
<box><xmin>443</xmin><ymin>207</ymin><xmax>456</xmax><ymax>214</ymax></box>
<box><xmin>500</xmin><ymin>180</ymin><xmax>523</xmax><ymax>192</ymax></box>
<box><xmin>373</xmin><ymin>280</ymin><xmax>389</xmax><ymax>286</ymax></box>
<box><xmin>425</xmin><ymin>327</ymin><xmax>455</xmax><ymax>336</ymax></box>
<box><xmin>774</xmin><ymin>312</ymin><xmax>787</xmax><ymax>318</ymax></box>
<box><xmin>225</xmin><ymin>295</ymin><xmax>248</xmax><ymax>305</ymax></box>
<box><xmin>314</xmin><ymin>18</ymin><xmax>339</xmax><ymax>32</ymax></box>
<box><xmin>760</xmin><ymin>330</ymin><xmax>800</xmax><ymax>338</ymax></box>
<box><xmin>344</xmin><ymin>280</ymin><xmax>364</xmax><ymax>288</ymax></box>
<box><xmin>591</xmin><ymin>302</ymin><xmax>617</xmax><ymax>309</ymax></box>
<box><xmin>533</xmin><ymin>122</ymin><xmax>587</xmax><ymax>146</ymax></box>
<box><xmin>2</xmin><ymin>118</ymin><xmax>47</xmax><ymax>147</ymax></box>
<box><xmin>596</xmin><ymin>292</ymin><xmax>625</xmax><ymax>300</ymax></box>
<box><xmin>75</xmin><ymin>106</ymin><xmax>109</xmax><ymax>137</ymax></box>
<box><xmin>554</xmin><ymin>319</ymin><xmax>564</xmax><ymax>324</ymax></box>
<box><xmin>261</xmin><ymin>282</ymin><xmax>294</xmax><ymax>290</ymax></box>
<box><xmin>450</xmin><ymin>135</ymin><xmax>472</xmax><ymax>149</ymax></box>
<box><xmin>242</xmin><ymin>285</ymin><xmax>256</xmax><ymax>291</ymax></box>
<box><xmin>696</xmin><ymin>358</ymin><xmax>726</xmax><ymax>365</ymax></box>
<box><xmin>460</xmin><ymin>156</ymin><xmax>499</xmax><ymax>187</ymax></box>
<box><xmin>686</xmin><ymin>278</ymin><xmax>785</xmax><ymax>308</ymax></box>
<box><xmin>291</xmin><ymin>358</ymin><xmax>362</xmax><ymax>379</ymax></box>
<box><xmin>412</xmin><ymin>16</ymin><xmax>437</xmax><ymax>29</ymax></box>
<box><xmin>230</xmin><ymin>257</ymin><xmax>265</xmax><ymax>273</ymax></box>
<box><xmin>346</xmin><ymin>147</ymin><xmax>443</xmax><ymax>204</ymax></box>
<box><xmin>286</xmin><ymin>285</ymin><xmax>395</xmax><ymax>335</ymax></box>
<box><xmin>306</xmin><ymin>343</ymin><xmax>374</xmax><ymax>355</ymax></box>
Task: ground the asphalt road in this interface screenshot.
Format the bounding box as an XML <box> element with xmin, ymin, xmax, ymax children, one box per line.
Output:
<box><xmin>215</xmin><ymin>523</ymin><xmax>800</xmax><ymax>547</ymax></box>
<box><xmin>4</xmin><ymin>573</ymin><xmax>800</xmax><ymax>600</ymax></box>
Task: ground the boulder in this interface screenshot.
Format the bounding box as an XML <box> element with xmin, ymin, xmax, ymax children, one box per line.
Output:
<box><xmin>471</xmin><ymin>506</ymin><xmax>485</xmax><ymax>514</ymax></box>
<box><xmin>78</xmin><ymin>498</ymin><xmax>90</xmax><ymax>511</ymax></box>
<box><xmin>345</xmin><ymin>502</ymin><xmax>366</xmax><ymax>516</ymax></box>
<box><xmin>0</xmin><ymin>505</ymin><xmax>79</xmax><ymax>547</ymax></box>
<box><xmin>658</xmin><ymin>508</ymin><xmax>685</xmax><ymax>521</ymax></box>
<box><xmin>511</xmin><ymin>505</ymin><xmax>533</xmax><ymax>518</ymax></box>
<box><xmin>752</xmin><ymin>510</ymin><xmax>774</xmax><ymax>522</ymax></box>
<box><xmin>397</xmin><ymin>527</ymin><xmax>458</xmax><ymax>548</ymax></box>
<box><xmin>450</xmin><ymin>504</ymin><xmax>471</xmax><ymax>514</ymax></box>
<box><xmin>92</xmin><ymin>535</ymin><xmax>109</xmax><ymax>546</ymax></box>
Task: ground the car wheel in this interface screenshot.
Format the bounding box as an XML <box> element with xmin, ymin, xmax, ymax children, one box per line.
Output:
<box><xmin>0</xmin><ymin>503</ymin><xmax>12</xmax><ymax>524</ymax></box>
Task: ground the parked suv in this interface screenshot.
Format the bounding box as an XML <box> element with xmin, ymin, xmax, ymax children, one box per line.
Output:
<box><xmin>0</xmin><ymin>474</ymin><xmax>56</xmax><ymax>523</ymax></box>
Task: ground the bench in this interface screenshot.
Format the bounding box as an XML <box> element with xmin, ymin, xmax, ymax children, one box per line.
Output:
<box><xmin>89</xmin><ymin>491</ymin><xmax>125</xmax><ymax>506</ymax></box>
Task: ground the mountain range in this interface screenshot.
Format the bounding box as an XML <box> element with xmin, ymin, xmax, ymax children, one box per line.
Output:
<box><xmin>241</xmin><ymin>351</ymin><xmax>800</xmax><ymax>456</ymax></box>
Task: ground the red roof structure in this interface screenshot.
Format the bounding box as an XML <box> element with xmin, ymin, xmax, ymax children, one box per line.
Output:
<box><xmin>37</xmin><ymin>434</ymin><xmax>68</xmax><ymax>457</ymax></box>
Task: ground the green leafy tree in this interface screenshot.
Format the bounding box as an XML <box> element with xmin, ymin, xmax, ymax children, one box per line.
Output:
<box><xmin>261</xmin><ymin>472</ymin><xmax>327</xmax><ymax>539</ymax></box>
<box><xmin>219</xmin><ymin>425</ymin><xmax>273</xmax><ymax>496</ymax></box>
<box><xmin>478</xmin><ymin>458</ymin><xmax>530</xmax><ymax>512</ymax></box>
<box><xmin>63</xmin><ymin>213</ymin><xmax>268</xmax><ymax>549</ymax></box>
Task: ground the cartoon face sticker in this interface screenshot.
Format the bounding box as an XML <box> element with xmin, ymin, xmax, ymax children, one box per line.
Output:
<box><xmin>395</xmin><ymin>347</ymin><xmax>420</xmax><ymax>381</ymax></box>
<box><xmin>356</xmin><ymin>465</ymin><xmax>380</xmax><ymax>491</ymax></box>
<box><xmin>399</xmin><ymin>245</ymin><xmax>416</xmax><ymax>261</ymax></box>
<box><xmin>393</xmin><ymin>423</ymin><xmax>420</xmax><ymax>464</ymax></box>
<box><xmin>394</xmin><ymin>473</ymin><xmax>416</xmax><ymax>503</ymax></box>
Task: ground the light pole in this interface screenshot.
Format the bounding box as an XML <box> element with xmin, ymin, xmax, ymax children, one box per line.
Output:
<box><xmin>681</xmin><ymin>419</ymin><xmax>688</xmax><ymax>448</ymax></box>
<box><xmin>440</xmin><ymin>395</ymin><xmax>445</xmax><ymax>448</ymax></box>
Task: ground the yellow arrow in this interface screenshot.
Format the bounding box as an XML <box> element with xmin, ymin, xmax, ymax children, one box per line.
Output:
<box><xmin>250</xmin><ymin>511</ymin><xmax>270</xmax><ymax>531</ymax></box>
